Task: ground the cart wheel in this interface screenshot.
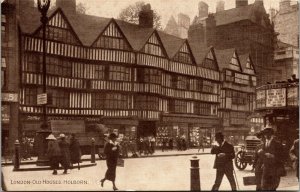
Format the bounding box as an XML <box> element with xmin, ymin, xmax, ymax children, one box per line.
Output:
<box><xmin>234</xmin><ymin>151</ymin><xmax>247</xmax><ymax>170</ymax></box>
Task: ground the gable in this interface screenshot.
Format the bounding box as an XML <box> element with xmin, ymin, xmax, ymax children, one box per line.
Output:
<box><xmin>141</xmin><ymin>32</ymin><xmax>167</xmax><ymax>57</ymax></box>
<box><xmin>201</xmin><ymin>49</ymin><xmax>218</xmax><ymax>70</ymax></box>
<box><xmin>229</xmin><ymin>52</ymin><xmax>242</xmax><ymax>71</ymax></box>
<box><xmin>92</xmin><ymin>21</ymin><xmax>131</xmax><ymax>50</ymax></box>
<box><xmin>173</xmin><ymin>42</ymin><xmax>195</xmax><ymax>64</ymax></box>
<box><xmin>35</xmin><ymin>10</ymin><xmax>81</xmax><ymax>45</ymax></box>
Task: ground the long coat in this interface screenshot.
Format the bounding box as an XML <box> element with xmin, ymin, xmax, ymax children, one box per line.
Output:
<box><xmin>211</xmin><ymin>141</ymin><xmax>235</xmax><ymax>171</ymax></box>
<box><xmin>58</xmin><ymin>139</ymin><xmax>71</xmax><ymax>169</ymax></box>
<box><xmin>47</xmin><ymin>140</ymin><xmax>62</xmax><ymax>158</ymax></box>
<box><xmin>69</xmin><ymin>138</ymin><xmax>81</xmax><ymax>164</ymax></box>
<box><xmin>104</xmin><ymin>141</ymin><xmax>120</xmax><ymax>181</ymax></box>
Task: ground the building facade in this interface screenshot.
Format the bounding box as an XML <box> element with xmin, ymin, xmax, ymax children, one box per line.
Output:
<box><xmin>13</xmin><ymin>0</ymin><xmax>223</xmax><ymax>149</ymax></box>
<box><xmin>271</xmin><ymin>0</ymin><xmax>299</xmax><ymax>47</ymax></box>
<box><xmin>164</xmin><ymin>13</ymin><xmax>190</xmax><ymax>39</ymax></box>
<box><xmin>1</xmin><ymin>0</ymin><xmax>20</xmax><ymax>154</ymax></box>
<box><xmin>189</xmin><ymin>0</ymin><xmax>276</xmax><ymax>86</ymax></box>
<box><xmin>215</xmin><ymin>49</ymin><xmax>257</xmax><ymax>144</ymax></box>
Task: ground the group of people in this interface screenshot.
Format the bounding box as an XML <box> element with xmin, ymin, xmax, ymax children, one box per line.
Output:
<box><xmin>137</xmin><ymin>136</ymin><xmax>156</xmax><ymax>156</ymax></box>
<box><xmin>46</xmin><ymin>133</ymin><xmax>81</xmax><ymax>175</ymax></box>
<box><xmin>210</xmin><ymin>126</ymin><xmax>298</xmax><ymax>191</ymax></box>
<box><xmin>20</xmin><ymin>137</ymin><xmax>34</xmax><ymax>161</ymax></box>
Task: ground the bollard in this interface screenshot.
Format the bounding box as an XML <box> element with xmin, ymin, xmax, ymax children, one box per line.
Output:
<box><xmin>91</xmin><ymin>138</ymin><xmax>95</xmax><ymax>163</ymax></box>
<box><xmin>13</xmin><ymin>140</ymin><xmax>20</xmax><ymax>171</ymax></box>
<box><xmin>190</xmin><ymin>155</ymin><xmax>200</xmax><ymax>191</ymax></box>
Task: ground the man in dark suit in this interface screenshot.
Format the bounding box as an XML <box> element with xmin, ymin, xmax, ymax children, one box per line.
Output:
<box><xmin>211</xmin><ymin>132</ymin><xmax>237</xmax><ymax>191</ymax></box>
<box><xmin>261</xmin><ymin>127</ymin><xmax>284</xmax><ymax>190</ymax></box>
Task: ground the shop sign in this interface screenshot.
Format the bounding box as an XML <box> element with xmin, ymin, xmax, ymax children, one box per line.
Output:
<box><xmin>50</xmin><ymin>120</ymin><xmax>85</xmax><ymax>133</ymax></box>
<box><xmin>1</xmin><ymin>105</ymin><xmax>10</xmax><ymax>124</ymax></box>
<box><xmin>2</xmin><ymin>93</ymin><xmax>18</xmax><ymax>102</ymax></box>
<box><xmin>25</xmin><ymin>115</ymin><xmax>41</xmax><ymax>121</ymax></box>
<box><xmin>37</xmin><ymin>93</ymin><xmax>47</xmax><ymax>105</ymax></box>
<box><xmin>266</xmin><ymin>88</ymin><xmax>286</xmax><ymax>107</ymax></box>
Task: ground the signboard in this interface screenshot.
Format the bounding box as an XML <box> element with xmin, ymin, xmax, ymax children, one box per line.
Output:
<box><xmin>2</xmin><ymin>93</ymin><xmax>18</xmax><ymax>102</ymax></box>
<box><xmin>50</xmin><ymin>120</ymin><xmax>85</xmax><ymax>133</ymax></box>
<box><xmin>287</xmin><ymin>87</ymin><xmax>298</xmax><ymax>106</ymax></box>
<box><xmin>266</xmin><ymin>88</ymin><xmax>286</xmax><ymax>107</ymax></box>
<box><xmin>37</xmin><ymin>93</ymin><xmax>47</xmax><ymax>105</ymax></box>
<box><xmin>1</xmin><ymin>105</ymin><xmax>10</xmax><ymax>124</ymax></box>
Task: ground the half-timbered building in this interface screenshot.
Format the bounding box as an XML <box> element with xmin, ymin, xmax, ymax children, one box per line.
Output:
<box><xmin>15</xmin><ymin>0</ymin><xmax>222</xmax><ymax>147</ymax></box>
<box><xmin>215</xmin><ymin>49</ymin><xmax>256</xmax><ymax>144</ymax></box>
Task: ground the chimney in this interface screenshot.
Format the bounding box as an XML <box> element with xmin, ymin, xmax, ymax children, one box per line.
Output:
<box><xmin>279</xmin><ymin>0</ymin><xmax>291</xmax><ymax>13</ymax></box>
<box><xmin>56</xmin><ymin>0</ymin><xmax>76</xmax><ymax>13</ymax></box>
<box><xmin>204</xmin><ymin>14</ymin><xmax>216</xmax><ymax>47</ymax></box>
<box><xmin>139</xmin><ymin>4</ymin><xmax>154</xmax><ymax>28</ymax></box>
<box><xmin>236</xmin><ymin>0</ymin><xmax>248</xmax><ymax>8</ymax></box>
<box><xmin>198</xmin><ymin>1</ymin><xmax>208</xmax><ymax>18</ymax></box>
<box><xmin>216</xmin><ymin>0</ymin><xmax>225</xmax><ymax>12</ymax></box>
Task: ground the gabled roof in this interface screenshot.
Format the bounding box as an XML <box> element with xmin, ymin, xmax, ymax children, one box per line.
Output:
<box><xmin>239</xmin><ymin>53</ymin><xmax>256</xmax><ymax>74</ymax></box>
<box><xmin>157</xmin><ymin>31</ymin><xmax>185</xmax><ymax>59</ymax></box>
<box><xmin>214</xmin><ymin>48</ymin><xmax>236</xmax><ymax>71</ymax></box>
<box><xmin>188</xmin><ymin>42</ymin><xmax>216</xmax><ymax>67</ymax></box>
<box><xmin>115</xmin><ymin>19</ymin><xmax>154</xmax><ymax>51</ymax></box>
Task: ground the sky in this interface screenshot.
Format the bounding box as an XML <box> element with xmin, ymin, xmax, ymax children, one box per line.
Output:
<box><xmin>1</xmin><ymin>0</ymin><xmax>285</xmax><ymax>28</ymax></box>
<box><xmin>72</xmin><ymin>0</ymin><xmax>282</xmax><ymax>28</ymax></box>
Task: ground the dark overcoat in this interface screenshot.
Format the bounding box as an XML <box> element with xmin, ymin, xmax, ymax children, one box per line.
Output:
<box><xmin>104</xmin><ymin>141</ymin><xmax>120</xmax><ymax>181</ymax></box>
<box><xmin>211</xmin><ymin>141</ymin><xmax>235</xmax><ymax>171</ymax></box>
<box><xmin>69</xmin><ymin>138</ymin><xmax>81</xmax><ymax>164</ymax></box>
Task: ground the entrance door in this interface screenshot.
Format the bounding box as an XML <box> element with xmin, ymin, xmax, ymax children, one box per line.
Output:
<box><xmin>137</xmin><ymin>121</ymin><xmax>156</xmax><ymax>138</ymax></box>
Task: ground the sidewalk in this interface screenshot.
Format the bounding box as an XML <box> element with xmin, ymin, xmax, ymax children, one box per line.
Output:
<box><xmin>1</xmin><ymin>148</ymin><xmax>210</xmax><ymax>166</ymax></box>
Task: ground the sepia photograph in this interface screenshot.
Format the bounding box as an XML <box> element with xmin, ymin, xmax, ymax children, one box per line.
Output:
<box><xmin>1</xmin><ymin>0</ymin><xmax>299</xmax><ymax>191</ymax></box>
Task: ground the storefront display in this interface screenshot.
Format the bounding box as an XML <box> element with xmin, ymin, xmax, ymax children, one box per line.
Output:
<box><xmin>189</xmin><ymin>127</ymin><xmax>200</xmax><ymax>147</ymax></box>
<box><xmin>156</xmin><ymin>126</ymin><xmax>171</xmax><ymax>146</ymax></box>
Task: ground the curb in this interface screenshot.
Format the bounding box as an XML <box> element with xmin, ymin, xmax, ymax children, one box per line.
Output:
<box><xmin>2</xmin><ymin>152</ymin><xmax>210</xmax><ymax>166</ymax></box>
<box><xmin>12</xmin><ymin>163</ymin><xmax>97</xmax><ymax>172</ymax></box>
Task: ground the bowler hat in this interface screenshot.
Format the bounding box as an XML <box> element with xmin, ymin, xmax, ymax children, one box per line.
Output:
<box><xmin>59</xmin><ymin>133</ymin><xmax>66</xmax><ymax>138</ymax></box>
<box><xmin>108</xmin><ymin>133</ymin><xmax>117</xmax><ymax>139</ymax></box>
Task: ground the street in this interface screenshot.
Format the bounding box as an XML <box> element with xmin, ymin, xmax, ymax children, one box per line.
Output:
<box><xmin>2</xmin><ymin>154</ymin><xmax>299</xmax><ymax>191</ymax></box>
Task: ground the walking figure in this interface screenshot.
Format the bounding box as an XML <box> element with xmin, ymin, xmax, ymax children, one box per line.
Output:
<box><xmin>253</xmin><ymin>130</ymin><xmax>265</xmax><ymax>191</ymax></box>
<box><xmin>69</xmin><ymin>133</ymin><xmax>81</xmax><ymax>170</ymax></box>
<box><xmin>58</xmin><ymin>134</ymin><xmax>71</xmax><ymax>174</ymax></box>
<box><xmin>100</xmin><ymin>133</ymin><xmax>120</xmax><ymax>191</ymax></box>
<box><xmin>211</xmin><ymin>132</ymin><xmax>237</xmax><ymax>191</ymax></box>
<box><xmin>46</xmin><ymin>134</ymin><xmax>62</xmax><ymax>175</ymax></box>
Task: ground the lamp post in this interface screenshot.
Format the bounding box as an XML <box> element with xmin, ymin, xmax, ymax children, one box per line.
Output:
<box><xmin>36</xmin><ymin>0</ymin><xmax>51</xmax><ymax>166</ymax></box>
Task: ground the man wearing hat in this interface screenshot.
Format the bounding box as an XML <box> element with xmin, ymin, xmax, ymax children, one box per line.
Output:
<box><xmin>253</xmin><ymin>130</ymin><xmax>266</xmax><ymax>190</ymax></box>
<box><xmin>211</xmin><ymin>132</ymin><xmax>237</xmax><ymax>191</ymax></box>
<box><xmin>261</xmin><ymin>126</ymin><xmax>285</xmax><ymax>190</ymax></box>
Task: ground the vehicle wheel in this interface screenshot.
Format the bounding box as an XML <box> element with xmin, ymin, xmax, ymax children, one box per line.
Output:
<box><xmin>234</xmin><ymin>151</ymin><xmax>247</xmax><ymax>170</ymax></box>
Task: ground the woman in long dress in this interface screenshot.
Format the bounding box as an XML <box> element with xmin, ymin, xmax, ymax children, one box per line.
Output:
<box><xmin>100</xmin><ymin>133</ymin><xmax>120</xmax><ymax>191</ymax></box>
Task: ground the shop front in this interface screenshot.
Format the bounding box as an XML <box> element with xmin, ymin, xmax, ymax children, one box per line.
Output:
<box><xmin>159</xmin><ymin>114</ymin><xmax>220</xmax><ymax>148</ymax></box>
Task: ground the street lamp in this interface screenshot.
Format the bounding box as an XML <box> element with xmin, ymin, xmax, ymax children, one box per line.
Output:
<box><xmin>36</xmin><ymin>0</ymin><xmax>51</xmax><ymax>166</ymax></box>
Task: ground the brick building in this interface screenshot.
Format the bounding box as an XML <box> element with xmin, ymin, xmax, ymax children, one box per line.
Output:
<box><xmin>164</xmin><ymin>13</ymin><xmax>190</xmax><ymax>39</ymax></box>
<box><xmin>271</xmin><ymin>0</ymin><xmax>299</xmax><ymax>47</ymax></box>
<box><xmin>189</xmin><ymin>0</ymin><xmax>276</xmax><ymax>86</ymax></box>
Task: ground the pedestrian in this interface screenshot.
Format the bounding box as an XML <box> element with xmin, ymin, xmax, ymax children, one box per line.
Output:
<box><xmin>261</xmin><ymin>127</ymin><xmax>285</xmax><ymax>191</ymax></box>
<box><xmin>181</xmin><ymin>137</ymin><xmax>187</xmax><ymax>151</ymax></box>
<box><xmin>253</xmin><ymin>130</ymin><xmax>266</xmax><ymax>191</ymax></box>
<box><xmin>144</xmin><ymin>137</ymin><xmax>151</xmax><ymax>155</ymax></box>
<box><xmin>129</xmin><ymin>137</ymin><xmax>138</xmax><ymax>158</ymax></box>
<box><xmin>69</xmin><ymin>133</ymin><xmax>81</xmax><ymax>170</ymax></box>
<box><xmin>198</xmin><ymin>136</ymin><xmax>205</xmax><ymax>153</ymax></box>
<box><xmin>26</xmin><ymin>138</ymin><xmax>33</xmax><ymax>160</ymax></box>
<box><xmin>168</xmin><ymin>138</ymin><xmax>173</xmax><ymax>150</ymax></box>
<box><xmin>46</xmin><ymin>134</ymin><xmax>62</xmax><ymax>175</ymax></box>
<box><xmin>150</xmin><ymin>136</ymin><xmax>156</xmax><ymax>154</ymax></box>
<box><xmin>138</xmin><ymin>137</ymin><xmax>144</xmax><ymax>156</ymax></box>
<box><xmin>58</xmin><ymin>133</ymin><xmax>71</xmax><ymax>174</ymax></box>
<box><xmin>121</xmin><ymin>136</ymin><xmax>129</xmax><ymax>158</ymax></box>
<box><xmin>20</xmin><ymin>138</ymin><xmax>27</xmax><ymax>161</ymax></box>
<box><xmin>162</xmin><ymin>138</ymin><xmax>167</xmax><ymax>152</ymax></box>
<box><xmin>211</xmin><ymin>132</ymin><xmax>237</xmax><ymax>191</ymax></box>
<box><xmin>290</xmin><ymin>138</ymin><xmax>299</xmax><ymax>180</ymax></box>
<box><xmin>176</xmin><ymin>136</ymin><xmax>181</xmax><ymax>151</ymax></box>
<box><xmin>100</xmin><ymin>133</ymin><xmax>120</xmax><ymax>191</ymax></box>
